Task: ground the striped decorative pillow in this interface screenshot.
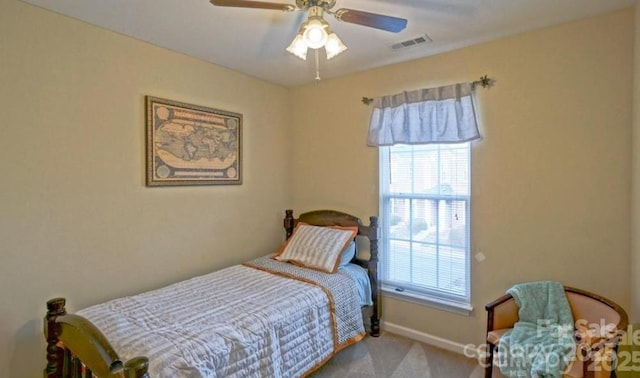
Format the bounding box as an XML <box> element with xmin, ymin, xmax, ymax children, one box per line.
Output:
<box><xmin>275</xmin><ymin>224</ymin><xmax>358</xmax><ymax>273</ymax></box>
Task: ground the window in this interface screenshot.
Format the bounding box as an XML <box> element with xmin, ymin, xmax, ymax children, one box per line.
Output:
<box><xmin>379</xmin><ymin>143</ymin><xmax>471</xmax><ymax>313</ymax></box>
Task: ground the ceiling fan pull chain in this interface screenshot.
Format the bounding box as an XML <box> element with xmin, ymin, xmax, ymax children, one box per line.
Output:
<box><xmin>315</xmin><ymin>49</ymin><xmax>321</xmax><ymax>81</ymax></box>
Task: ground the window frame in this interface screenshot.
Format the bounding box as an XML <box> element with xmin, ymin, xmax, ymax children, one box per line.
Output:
<box><xmin>379</xmin><ymin>143</ymin><xmax>473</xmax><ymax>315</ymax></box>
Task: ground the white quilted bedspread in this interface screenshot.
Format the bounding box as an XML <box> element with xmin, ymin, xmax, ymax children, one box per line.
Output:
<box><xmin>77</xmin><ymin>256</ymin><xmax>365</xmax><ymax>378</ymax></box>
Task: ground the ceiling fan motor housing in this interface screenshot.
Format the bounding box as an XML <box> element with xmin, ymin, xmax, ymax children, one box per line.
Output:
<box><xmin>296</xmin><ymin>0</ymin><xmax>336</xmax><ymax>11</ymax></box>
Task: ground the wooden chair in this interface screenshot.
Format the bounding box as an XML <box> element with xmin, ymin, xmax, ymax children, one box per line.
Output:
<box><xmin>485</xmin><ymin>286</ymin><xmax>628</xmax><ymax>378</ymax></box>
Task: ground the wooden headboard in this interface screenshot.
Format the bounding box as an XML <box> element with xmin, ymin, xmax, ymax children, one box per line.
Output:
<box><xmin>283</xmin><ymin>209</ymin><xmax>381</xmax><ymax>337</ymax></box>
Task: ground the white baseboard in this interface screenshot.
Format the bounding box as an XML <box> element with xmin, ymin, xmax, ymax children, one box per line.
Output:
<box><xmin>381</xmin><ymin>321</ymin><xmax>477</xmax><ymax>358</ymax></box>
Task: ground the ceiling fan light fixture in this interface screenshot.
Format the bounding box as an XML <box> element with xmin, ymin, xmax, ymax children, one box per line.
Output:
<box><xmin>324</xmin><ymin>32</ymin><xmax>347</xmax><ymax>59</ymax></box>
<box><xmin>302</xmin><ymin>18</ymin><xmax>329</xmax><ymax>49</ymax></box>
<box><xmin>286</xmin><ymin>33</ymin><xmax>308</xmax><ymax>60</ymax></box>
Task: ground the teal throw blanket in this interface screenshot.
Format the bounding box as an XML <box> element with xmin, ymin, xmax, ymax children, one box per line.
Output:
<box><xmin>498</xmin><ymin>281</ymin><xmax>575</xmax><ymax>378</ymax></box>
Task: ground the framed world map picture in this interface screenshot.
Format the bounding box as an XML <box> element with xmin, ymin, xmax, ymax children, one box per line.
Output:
<box><xmin>145</xmin><ymin>96</ymin><xmax>242</xmax><ymax>186</ymax></box>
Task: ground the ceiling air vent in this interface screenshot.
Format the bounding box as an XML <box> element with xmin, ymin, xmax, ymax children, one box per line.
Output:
<box><xmin>391</xmin><ymin>34</ymin><xmax>432</xmax><ymax>50</ymax></box>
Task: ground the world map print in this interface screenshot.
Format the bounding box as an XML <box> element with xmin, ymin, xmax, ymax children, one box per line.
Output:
<box><xmin>146</xmin><ymin>98</ymin><xmax>242</xmax><ymax>186</ymax></box>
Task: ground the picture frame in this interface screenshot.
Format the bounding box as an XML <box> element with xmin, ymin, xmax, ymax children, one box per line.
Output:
<box><xmin>145</xmin><ymin>96</ymin><xmax>242</xmax><ymax>186</ymax></box>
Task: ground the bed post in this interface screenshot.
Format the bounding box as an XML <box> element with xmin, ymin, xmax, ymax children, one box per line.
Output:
<box><xmin>368</xmin><ymin>215</ymin><xmax>381</xmax><ymax>337</ymax></box>
<box><xmin>44</xmin><ymin>297</ymin><xmax>66</xmax><ymax>377</ymax></box>
<box><xmin>284</xmin><ymin>209</ymin><xmax>295</xmax><ymax>239</ymax></box>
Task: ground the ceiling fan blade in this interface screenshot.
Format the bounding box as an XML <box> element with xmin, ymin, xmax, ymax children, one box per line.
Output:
<box><xmin>210</xmin><ymin>0</ymin><xmax>296</xmax><ymax>12</ymax></box>
<box><xmin>334</xmin><ymin>8</ymin><xmax>407</xmax><ymax>33</ymax></box>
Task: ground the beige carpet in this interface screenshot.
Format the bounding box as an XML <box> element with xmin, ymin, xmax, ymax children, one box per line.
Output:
<box><xmin>311</xmin><ymin>332</ymin><xmax>484</xmax><ymax>378</ymax></box>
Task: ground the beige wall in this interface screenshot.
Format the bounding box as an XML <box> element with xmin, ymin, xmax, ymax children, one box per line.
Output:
<box><xmin>632</xmin><ymin>4</ymin><xmax>640</xmax><ymax>324</ymax></box>
<box><xmin>1</xmin><ymin>1</ymin><xmax>636</xmax><ymax>377</ymax></box>
<box><xmin>0</xmin><ymin>1</ymin><xmax>291</xmax><ymax>376</ymax></box>
<box><xmin>290</xmin><ymin>9</ymin><xmax>634</xmax><ymax>346</ymax></box>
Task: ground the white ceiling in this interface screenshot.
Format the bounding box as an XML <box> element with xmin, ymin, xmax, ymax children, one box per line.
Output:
<box><xmin>21</xmin><ymin>0</ymin><xmax>637</xmax><ymax>88</ymax></box>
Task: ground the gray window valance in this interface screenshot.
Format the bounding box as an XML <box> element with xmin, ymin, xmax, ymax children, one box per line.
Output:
<box><xmin>367</xmin><ymin>82</ymin><xmax>481</xmax><ymax>146</ymax></box>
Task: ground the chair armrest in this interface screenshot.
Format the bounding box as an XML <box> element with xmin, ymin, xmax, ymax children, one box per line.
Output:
<box><xmin>485</xmin><ymin>293</ymin><xmax>519</xmax><ymax>332</ymax></box>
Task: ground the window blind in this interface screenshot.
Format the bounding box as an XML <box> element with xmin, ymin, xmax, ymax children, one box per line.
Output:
<box><xmin>381</xmin><ymin>143</ymin><xmax>470</xmax><ymax>304</ymax></box>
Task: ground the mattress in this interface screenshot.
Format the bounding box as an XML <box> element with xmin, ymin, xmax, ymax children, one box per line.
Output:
<box><xmin>77</xmin><ymin>255</ymin><xmax>368</xmax><ymax>377</ymax></box>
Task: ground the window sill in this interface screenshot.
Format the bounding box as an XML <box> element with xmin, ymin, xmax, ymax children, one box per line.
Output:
<box><xmin>381</xmin><ymin>284</ymin><xmax>473</xmax><ymax>316</ymax></box>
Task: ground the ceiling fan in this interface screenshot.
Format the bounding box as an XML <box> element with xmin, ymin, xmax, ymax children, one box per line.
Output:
<box><xmin>210</xmin><ymin>0</ymin><xmax>408</xmax><ymax>61</ymax></box>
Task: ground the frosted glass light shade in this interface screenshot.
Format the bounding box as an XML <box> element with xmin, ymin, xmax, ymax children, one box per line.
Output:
<box><xmin>302</xmin><ymin>19</ymin><xmax>328</xmax><ymax>49</ymax></box>
<box><xmin>325</xmin><ymin>32</ymin><xmax>347</xmax><ymax>59</ymax></box>
<box><xmin>286</xmin><ymin>34</ymin><xmax>308</xmax><ymax>60</ymax></box>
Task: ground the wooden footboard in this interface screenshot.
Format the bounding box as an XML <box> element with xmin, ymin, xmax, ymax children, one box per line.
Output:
<box><xmin>284</xmin><ymin>209</ymin><xmax>381</xmax><ymax>337</ymax></box>
<box><xmin>44</xmin><ymin>297</ymin><xmax>149</xmax><ymax>378</ymax></box>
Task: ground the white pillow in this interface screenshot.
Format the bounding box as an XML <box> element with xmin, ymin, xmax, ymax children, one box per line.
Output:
<box><xmin>275</xmin><ymin>224</ymin><xmax>357</xmax><ymax>273</ymax></box>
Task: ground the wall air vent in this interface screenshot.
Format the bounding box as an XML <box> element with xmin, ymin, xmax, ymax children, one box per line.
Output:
<box><xmin>391</xmin><ymin>33</ymin><xmax>432</xmax><ymax>50</ymax></box>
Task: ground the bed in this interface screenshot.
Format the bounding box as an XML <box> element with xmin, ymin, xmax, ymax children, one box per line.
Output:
<box><xmin>43</xmin><ymin>209</ymin><xmax>380</xmax><ymax>378</ymax></box>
